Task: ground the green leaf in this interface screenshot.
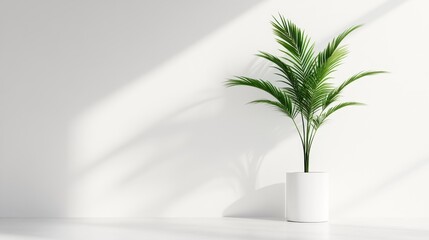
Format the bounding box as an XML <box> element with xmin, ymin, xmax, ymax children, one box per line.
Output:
<box><xmin>339</xmin><ymin>71</ymin><xmax>388</xmax><ymax>91</ymax></box>
<box><xmin>316</xmin><ymin>24</ymin><xmax>362</xmax><ymax>71</ymax></box>
<box><xmin>323</xmin><ymin>70</ymin><xmax>387</xmax><ymax>110</ymax></box>
<box><xmin>225</xmin><ymin>77</ymin><xmax>296</xmax><ymax>117</ymax></box>
<box><xmin>271</xmin><ymin>14</ymin><xmax>315</xmax><ymax>85</ymax></box>
<box><xmin>249</xmin><ymin>99</ymin><xmax>294</xmax><ymax>117</ymax></box>
<box><xmin>314</xmin><ymin>102</ymin><xmax>364</xmax><ymax>128</ymax></box>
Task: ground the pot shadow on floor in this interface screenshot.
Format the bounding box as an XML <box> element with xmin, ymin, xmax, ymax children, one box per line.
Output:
<box><xmin>223</xmin><ymin>183</ymin><xmax>286</xmax><ymax>221</ymax></box>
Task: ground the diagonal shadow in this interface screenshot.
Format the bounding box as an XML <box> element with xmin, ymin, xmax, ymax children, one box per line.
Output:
<box><xmin>113</xmin><ymin>89</ymin><xmax>296</xmax><ymax>215</ymax></box>
<box><xmin>73</xmin><ymin>96</ymin><xmax>221</xmax><ymax>177</ymax></box>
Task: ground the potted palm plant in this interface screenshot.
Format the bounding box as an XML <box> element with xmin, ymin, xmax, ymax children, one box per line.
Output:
<box><xmin>226</xmin><ymin>15</ymin><xmax>385</xmax><ymax>222</ymax></box>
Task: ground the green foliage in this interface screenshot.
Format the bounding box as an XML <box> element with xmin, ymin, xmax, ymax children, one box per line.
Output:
<box><xmin>226</xmin><ymin>15</ymin><xmax>386</xmax><ymax>172</ymax></box>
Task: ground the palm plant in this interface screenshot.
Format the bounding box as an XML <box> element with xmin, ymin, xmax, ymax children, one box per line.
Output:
<box><xmin>226</xmin><ymin>15</ymin><xmax>386</xmax><ymax>172</ymax></box>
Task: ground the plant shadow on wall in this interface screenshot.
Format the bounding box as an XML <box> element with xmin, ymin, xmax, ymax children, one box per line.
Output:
<box><xmin>73</xmin><ymin>83</ymin><xmax>297</xmax><ymax>216</ymax></box>
<box><xmin>127</xmin><ymin>89</ymin><xmax>296</xmax><ymax>216</ymax></box>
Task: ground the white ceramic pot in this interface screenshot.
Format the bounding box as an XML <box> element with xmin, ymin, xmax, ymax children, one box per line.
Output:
<box><xmin>286</xmin><ymin>172</ymin><xmax>329</xmax><ymax>222</ymax></box>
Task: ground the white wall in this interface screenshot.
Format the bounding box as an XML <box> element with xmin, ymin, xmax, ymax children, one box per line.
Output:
<box><xmin>0</xmin><ymin>0</ymin><xmax>428</xmax><ymax>228</ymax></box>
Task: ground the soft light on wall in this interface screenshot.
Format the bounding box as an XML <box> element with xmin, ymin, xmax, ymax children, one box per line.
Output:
<box><xmin>1</xmin><ymin>0</ymin><xmax>429</xmax><ymax>228</ymax></box>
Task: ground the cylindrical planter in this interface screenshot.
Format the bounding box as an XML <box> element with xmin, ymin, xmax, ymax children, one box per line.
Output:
<box><xmin>286</xmin><ymin>172</ymin><xmax>329</xmax><ymax>222</ymax></box>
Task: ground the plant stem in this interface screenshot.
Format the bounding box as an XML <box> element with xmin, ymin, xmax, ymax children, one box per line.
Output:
<box><xmin>299</xmin><ymin>113</ymin><xmax>308</xmax><ymax>172</ymax></box>
<box><xmin>304</xmin><ymin>115</ymin><xmax>312</xmax><ymax>172</ymax></box>
<box><xmin>304</xmin><ymin>149</ymin><xmax>309</xmax><ymax>172</ymax></box>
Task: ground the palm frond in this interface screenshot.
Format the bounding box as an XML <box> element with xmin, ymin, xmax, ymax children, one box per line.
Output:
<box><xmin>257</xmin><ymin>51</ymin><xmax>307</xmax><ymax>113</ymax></box>
<box><xmin>225</xmin><ymin>77</ymin><xmax>295</xmax><ymax>117</ymax></box>
<box><xmin>313</xmin><ymin>102</ymin><xmax>364</xmax><ymax>128</ymax></box>
<box><xmin>315</xmin><ymin>25</ymin><xmax>362</xmax><ymax>71</ymax></box>
<box><xmin>249</xmin><ymin>99</ymin><xmax>294</xmax><ymax>117</ymax></box>
<box><xmin>339</xmin><ymin>70</ymin><xmax>387</xmax><ymax>91</ymax></box>
<box><xmin>257</xmin><ymin>51</ymin><xmax>298</xmax><ymax>88</ymax></box>
<box><xmin>323</xmin><ymin>70</ymin><xmax>387</xmax><ymax>110</ymax></box>
<box><xmin>271</xmin><ymin>15</ymin><xmax>315</xmax><ymax>84</ymax></box>
<box><xmin>308</xmin><ymin>25</ymin><xmax>361</xmax><ymax>115</ymax></box>
<box><xmin>314</xmin><ymin>46</ymin><xmax>349</xmax><ymax>84</ymax></box>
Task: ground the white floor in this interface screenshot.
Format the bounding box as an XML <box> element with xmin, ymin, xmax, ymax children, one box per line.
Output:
<box><xmin>0</xmin><ymin>218</ymin><xmax>428</xmax><ymax>240</ymax></box>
